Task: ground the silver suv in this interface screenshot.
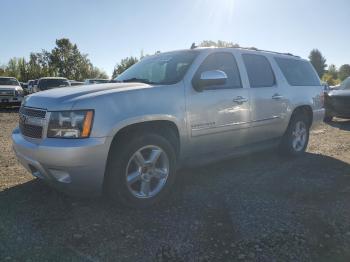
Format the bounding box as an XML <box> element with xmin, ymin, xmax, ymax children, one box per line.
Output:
<box><xmin>12</xmin><ymin>47</ymin><xmax>324</xmax><ymax>207</ymax></box>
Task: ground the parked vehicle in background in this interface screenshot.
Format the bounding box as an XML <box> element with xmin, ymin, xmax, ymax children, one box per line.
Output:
<box><xmin>33</xmin><ymin>77</ymin><xmax>70</xmax><ymax>92</ymax></box>
<box><xmin>0</xmin><ymin>77</ymin><xmax>24</xmax><ymax>107</ymax></box>
<box><xmin>32</xmin><ymin>79</ymin><xmax>38</xmax><ymax>92</ymax></box>
<box><xmin>69</xmin><ymin>80</ymin><xmax>84</xmax><ymax>86</ymax></box>
<box><xmin>12</xmin><ymin>47</ymin><xmax>324</xmax><ymax>207</ymax></box>
<box><xmin>27</xmin><ymin>80</ymin><xmax>35</xmax><ymax>94</ymax></box>
<box><xmin>324</xmin><ymin>76</ymin><xmax>350</xmax><ymax>122</ymax></box>
<box><xmin>20</xmin><ymin>82</ymin><xmax>29</xmax><ymax>95</ymax></box>
<box><xmin>84</xmin><ymin>79</ymin><xmax>110</xmax><ymax>85</ymax></box>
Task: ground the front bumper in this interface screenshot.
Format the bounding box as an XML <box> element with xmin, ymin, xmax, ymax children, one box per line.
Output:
<box><xmin>325</xmin><ymin>95</ymin><xmax>350</xmax><ymax>119</ymax></box>
<box><xmin>12</xmin><ymin>127</ymin><xmax>110</xmax><ymax>196</ymax></box>
<box><xmin>0</xmin><ymin>96</ymin><xmax>23</xmax><ymax>106</ymax></box>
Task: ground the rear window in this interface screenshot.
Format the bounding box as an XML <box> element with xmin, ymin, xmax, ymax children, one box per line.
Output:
<box><xmin>275</xmin><ymin>57</ymin><xmax>320</xmax><ymax>86</ymax></box>
<box><xmin>242</xmin><ymin>54</ymin><xmax>275</xmax><ymax>88</ymax></box>
<box><xmin>38</xmin><ymin>79</ymin><xmax>69</xmax><ymax>90</ymax></box>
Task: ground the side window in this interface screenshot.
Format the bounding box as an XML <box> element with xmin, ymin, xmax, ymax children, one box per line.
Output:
<box><xmin>242</xmin><ymin>54</ymin><xmax>275</xmax><ymax>88</ymax></box>
<box><xmin>194</xmin><ymin>52</ymin><xmax>242</xmax><ymax>89</ymax></box>
<box><xmin>275</xmin><ymin>57</ymin><xmax>320</xmax><ymax>86</ymax></box>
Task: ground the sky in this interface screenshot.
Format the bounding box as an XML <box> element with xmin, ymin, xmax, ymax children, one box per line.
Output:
<box><xmin>1</xmin><ymin>0</ymin><xmax>349</xmax><ymax>77</ymax></box>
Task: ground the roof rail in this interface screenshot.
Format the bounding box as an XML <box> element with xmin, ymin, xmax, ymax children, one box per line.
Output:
<box><xmin>190</xmin><ymin>44</ymin><xmax>299</xmax><ymax>58</ymax></box>
<box><xmin>236</xmin><ymin>46</ymin><xmax>300</xmax><ymax>58</ymax></box>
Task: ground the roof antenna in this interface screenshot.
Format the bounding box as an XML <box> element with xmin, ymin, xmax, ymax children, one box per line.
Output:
<box><xmin>190</xmin><ymin>42</ymin><xmax>197</xmax><ymax>49</ymax></box>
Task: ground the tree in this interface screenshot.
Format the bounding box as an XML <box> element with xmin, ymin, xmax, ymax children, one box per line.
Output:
<box><xmin>338</xmin><ymin>64</ymin><xmax>350</xmax><ymax>81</ymax></box>
<box><xmin>308</xmin><ymin>49</ymin><xmax>327</xmax><ymax>78</ymax></box>
<box><xmin>199</xmin><ymin>40</ymin><xmax>240</xmax><ymax>48</ymax></box>
<box><xmin>322</xmin><ymin>73</ymin><xmax>340</xmax><ymax>86</ymax></box>
<box><xmin>112</xmin><ymin>56</ymin><xmax>138</xmax><ymax>79</ymax></box>
<box><xmin>1</xmin><ymin>38</ymin><xmax>108</xmax><ymax>82</ymax></box>
<box><xmin>50</xmin><ymin>38</ymin><xmax>94</xmax><ymax>80</ymax></box>
<box><xmin>327</xmin><ymin>64</ymin><xmax>338</xmax><ymax>79</ymax></box>
<box><xmin>321</xmin><ymin>64</ymin><xmax>340</xmax><ymax>86</ymax></box>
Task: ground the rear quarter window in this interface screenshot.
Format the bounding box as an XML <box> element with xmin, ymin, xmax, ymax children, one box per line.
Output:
<box><xmin>275</xmin><ymin>57</ymin><xmax>320</xmax><ymax>86</ymax></box>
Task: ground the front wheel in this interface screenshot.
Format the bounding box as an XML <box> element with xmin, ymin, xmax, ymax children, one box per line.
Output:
<box><xmin>280</xmin><ymin>114</ymin><xmax>310</xmax><ymax>156</ymax></box>
<box><xmin>105</xmin><ymin>133</ymin><xmax>177</xmax><ymax>208</ymax></box>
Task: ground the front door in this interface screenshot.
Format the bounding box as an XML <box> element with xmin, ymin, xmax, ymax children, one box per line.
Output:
<box><xmin>186</xmin><ymin>52</ymin><xmax>251</xmax><ymax>155</ymax></box>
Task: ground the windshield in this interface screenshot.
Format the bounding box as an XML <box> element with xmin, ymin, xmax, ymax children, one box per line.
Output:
<box><xmin>115</xmin><ymin>51</ymin><xmax>198</xmax><ymax>85</ymax></box>
<box><xmin>38</xmin><ymin>79</ymin><xmax>69</xmax><ymax>90</ymax></box>
<box><xmin>341</xmin><ymin>77</ymin><xmax>350</xmax><ymax>90</ymax></box>
<box><xmin>0</xmin><ymin>77</ymin><xmax>19</xmax><ymax>86</ymax></box>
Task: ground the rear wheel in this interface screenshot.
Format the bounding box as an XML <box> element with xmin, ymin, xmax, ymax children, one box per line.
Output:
<box><xmin>280</xmin><ymin>113</ymin><xmax>310</xmax><ymax>156</ymax></box>
<box><xmin>105</xmin><ymin>133</ymin><xmax>177</xmax><ymax>208</ymax></box>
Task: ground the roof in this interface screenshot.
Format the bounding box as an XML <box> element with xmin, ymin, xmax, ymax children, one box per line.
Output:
<box><xmin>38</xmin><ymin>77</ymin><xmax>68</xmax><ymax>80</ymax></box>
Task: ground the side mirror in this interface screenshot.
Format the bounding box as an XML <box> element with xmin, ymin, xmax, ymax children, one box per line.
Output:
<box><xmin>193</xmin><ymin>70</ymin><xmax>227</xmax><ymax>92</ymax></box>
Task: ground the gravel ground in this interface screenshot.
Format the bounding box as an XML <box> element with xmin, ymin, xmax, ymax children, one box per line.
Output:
<box><xmin>1</xmin><ymin>109</ymin><xmax>350</xmax><ymax>262</ymax></box>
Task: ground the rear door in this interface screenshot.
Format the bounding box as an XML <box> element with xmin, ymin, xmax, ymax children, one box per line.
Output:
<box><xmin>185</xmin><ymin>51</ymin><xmax>251</xmax><ymax>155</ymax></box>
<box><xmin>241</xmin><ymin>53</ymin><xmax>288</xmax><ymax>143</ymax></box>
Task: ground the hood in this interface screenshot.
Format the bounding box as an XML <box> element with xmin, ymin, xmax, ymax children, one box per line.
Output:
<box><xmin>328</xmin><ymin>89</ymin><xmax>350</xmax><ymax>97</ymax></box>
<box><xmin>24</xmin><ymin>82</ymin><xmax>152</xmax><ymax>110</ymax></box>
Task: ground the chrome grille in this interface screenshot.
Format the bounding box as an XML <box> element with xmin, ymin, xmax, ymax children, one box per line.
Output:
<box><xmin>19</xmin><ymin>107</ymin><xmax>46</xmax><ymax>139</ymax></box>
<box><xmin>19</xmin><ymin>107</ymin><xmax>46</xmax><ymax>118</ymax></box>
<box><xmin>0</xmin><ymin>90</ymin><xmax>14</xmax><ymax>96</ymax></box>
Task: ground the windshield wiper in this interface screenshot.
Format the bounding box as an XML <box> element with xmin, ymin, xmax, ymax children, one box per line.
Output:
<box><xmin>117</xmin><ymin>78</ymin><xmax>156</xmax><ymax>85</ymax></box>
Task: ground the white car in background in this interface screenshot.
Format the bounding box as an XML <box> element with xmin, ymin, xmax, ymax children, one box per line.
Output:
<box><xmin>0</xmin><ymin>77</ymin><xmax>24</xmax><ymax>107</ymax></box>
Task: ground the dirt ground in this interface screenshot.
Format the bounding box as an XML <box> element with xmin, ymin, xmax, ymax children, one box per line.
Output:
<box><xmin>1</xmin><ymin>109</ymin><xmax>350</xmax><ymax>262</ymax></box>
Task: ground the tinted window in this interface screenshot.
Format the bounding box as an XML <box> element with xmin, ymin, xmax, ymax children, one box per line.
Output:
<box><xmin>275</xmin><ymin>57</ymin><xmax>320</xmax><ymax>86</ymax></box>
<box><xmin>242</xmin><ymin>54</ymin><xmax>275</xmax><ymax>88</ymax></box>
<box><xmin>194</xmin><ymin>52</ymin><xmax>242</xmax><ymax>89</ymax></box>
<box><xmin>38</xmin><ymin>79</ymin><xmax>69</xmax><ymax>90</ymax></box>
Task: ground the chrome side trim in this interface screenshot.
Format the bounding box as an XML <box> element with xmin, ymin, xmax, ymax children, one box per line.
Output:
<box><xmin>191</xmin><ymin>116</ymin><xmax>280</xmax><ymax>132</ymax></box>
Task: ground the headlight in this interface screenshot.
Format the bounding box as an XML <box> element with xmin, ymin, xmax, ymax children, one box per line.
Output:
<box><xmin>15</xmin><ymin>89</ymin><xmax>23</xmax><ymax>96</ymax></box>
<box><xmin>47</xmin><ymin>110</ymin><xmax>94</xmax><ymax>138</ymax></box>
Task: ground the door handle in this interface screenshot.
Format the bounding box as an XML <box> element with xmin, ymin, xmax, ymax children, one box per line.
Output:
<box><xmin>233</xmin><ymin>96</ymin><xmax>248</xmax><ymax>104</ymax></box>
<box><xmin>272</xmin><ymin>93</ymin><xmax>283</xmax><ymax>100</ymax></box>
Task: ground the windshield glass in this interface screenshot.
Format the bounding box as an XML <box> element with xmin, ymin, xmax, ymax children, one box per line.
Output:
<box><xmin>38</xmin><ymin>79</ymin><xmax>69</xmax><ymax>90</ymax></box>
<box><xmin>341</xmin><ymin>77</ymin><xmax>350</xmax><ymax>90</ymax></box>
<box><xmin>115</xmin><ymin>51</ymin><xmax>198</xmax><ymax>85</ymax></box>
<box><xmin>0</xmin><ymin>77</ymin><xmax>19</xmax><ymax>86</ymax></box>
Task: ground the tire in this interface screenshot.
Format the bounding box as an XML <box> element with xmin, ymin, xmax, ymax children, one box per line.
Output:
<box><xmin>280</xmin><ymin>113</ymin><xmax>310</xmax><ymax>156</ymax></box>
<box><xmin>105</xmin><ymin>132</ymin><xmax>177</xmax><ymax>208</ymax></box>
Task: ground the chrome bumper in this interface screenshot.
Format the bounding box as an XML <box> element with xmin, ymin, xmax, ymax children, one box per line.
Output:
<box><xmin>12</xmin><ymin>127</ymin><xmax>109</xmax><ymax>196</ymax></box>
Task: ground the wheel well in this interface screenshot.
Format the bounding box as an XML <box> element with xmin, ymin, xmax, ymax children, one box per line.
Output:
<box><xmin>110</xmin><ymin>120</ymin><xmax>180</xmax><ymax>156</ymax></box>
<box><xmin>291</xmin><ymin>106</ymin><xmax>313</xmax><ymax>127</ymax></box>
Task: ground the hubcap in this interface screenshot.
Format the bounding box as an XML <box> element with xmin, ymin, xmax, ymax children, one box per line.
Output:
<box><xmin>292</xmin><ymin>121</ymin><xmax>307</xmax><ymax>151</ymax></box>
<box><xmin>126</xmin><ymin>145</ymin><xmax>169</xmax><ymax>199</ymax></box>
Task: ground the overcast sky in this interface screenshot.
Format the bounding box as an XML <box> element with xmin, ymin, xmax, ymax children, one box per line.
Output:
<box><xmin>1</xmin><ymin>0</ymin><xmax>349</xmax><ymax>77</ymax></box>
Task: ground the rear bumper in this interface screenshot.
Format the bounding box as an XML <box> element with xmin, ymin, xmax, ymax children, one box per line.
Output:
<box><xmin>12</xmin><ymin>127</ymin><xmax>110</xmax><ymax>196</ymax></box>
<box><xmin>311</xmin><ymin>108</ymin><xmax>325</xmax><ymax>129</ymax></box>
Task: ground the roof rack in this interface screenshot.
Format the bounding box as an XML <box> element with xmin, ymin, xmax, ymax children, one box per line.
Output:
<box><xmin>190</xmin><ymin>43</ymin><xmax>299</xmax><ymax>58</ymax></box>
<box><xmin>240</xmin><ymin>47</ymin><xmax>300</xmax><ymax>58</ymax></box>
